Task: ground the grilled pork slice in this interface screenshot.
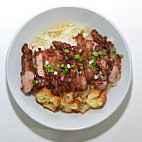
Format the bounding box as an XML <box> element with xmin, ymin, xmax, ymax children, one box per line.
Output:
<box><xmin>108</xmin><ymin>65</ymin><xmax>121</xmax><ymax>84</ymax></box>
<box><xmin>73</xmin><ymin>68</ymin><xmax>87</xmax><ymax>92</ymax></box>
<box><xmin>21</xmin><ymin>43</ymin><xmax>34</xmax><ymax>93</ymax></box>
<box><xmin>35</xmin><ymin>53</ymin><xmax>45</xmax><ymax>78</ymax></box>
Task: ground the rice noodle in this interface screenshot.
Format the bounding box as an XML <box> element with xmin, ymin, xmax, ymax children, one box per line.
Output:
<box><xmin>30</xmin><ymin>22</ymin><xmax>92</xmax><ymax>52</ymax></box>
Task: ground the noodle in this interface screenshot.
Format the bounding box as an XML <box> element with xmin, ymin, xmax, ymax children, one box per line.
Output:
<box><xmin>30</xmin><ymin>22</ymin><xmax>92</xmax><ymax>52</ymax></box>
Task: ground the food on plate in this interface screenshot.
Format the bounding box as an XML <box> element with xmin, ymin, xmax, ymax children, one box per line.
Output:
<box><xmin>20</xmin><ymin>22</ymin><xmax>124</xmax><ymax>113</ymax></box>
<box><xmin>36</xmin><ymin>87</ymin><xmax>60</xmax><ymax>111</ymax></box>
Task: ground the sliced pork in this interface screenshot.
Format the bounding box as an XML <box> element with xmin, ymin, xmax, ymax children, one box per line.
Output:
<box><xmin>21</xmin><ymin>43</ymin><xmax>34</xmax><ymax>93</ymax></box>
<box><xmin>21</xmin><ymin>29</ymin><xmax>123</xmax><ymax>96</ymax></box>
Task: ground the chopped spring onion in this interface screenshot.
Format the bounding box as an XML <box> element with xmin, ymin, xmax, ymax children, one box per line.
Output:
<box><xmin>79</xmin><ymin>56</ymin><xmax>83</xmax><ymax>62</ymax></box>
<box><xmin>73</xmin><ymin>69</ymin><xmax>76</xmax><ymax>73</ymax></box>
<box><xmin>80</xmin><ymin>30</ymin><xmax>84</xmax><ymax>34</ymax></box>
<box><xmin>57</xmin><ymin>41</ymin><xmax>61</xmax><ymax>44</ymax></box>
<box><xmin>48</xmin><ymin>66</ymin><xmax>54</xmax><ymax>73</ymax></box>
<box><xmin>68</xmin><ymin>78</ymin><xmax>72</xmax><ymax>82</ymax></box>
<box><xmin>64</xmin><ymin>49</ymin><xmax>70</xmax><ymax>53</ymax></box>
<box><xmin>45</xmin><ymin>64</ymin><xmax>54</xmax><ymax>73</ymax></box>
<box><xmin>92</xmin><ymin>51</ymin><xmax>99</xmax><ymax>56</ymax></box>
<box><xmin>71</xmin><ymin>64</ymin><xmax>75</xmax><ymax>68</ymax></box>
<box><xmin>111</xmin><ymin>47</ymin><xmax>116</xmax><ymax>53</ymax></box>
<box><xmin>54</xmin><ymin>62</ymin><xmax>60</xmax><ymax>68</ymax></box>
<box><xmin>21</xmin><ymin>76</ymin><xmax>23</xmax><ymax>81</ymax></box>
<box><xmin>60</xmin><ymin>72</ymin><xmax>65</xmax><ymax>76</ymax></box>
<box><xmin>33</xmin><ymin>64</ymin><xmax>37</xmax><ymax>69</ymax></box>
<box><xmin>80</xmin><ymin>66</ymin><xmax>84</xmax><ymax>70</ymax></box>
<box><xmin>74</xmin><ymin>54</ymin><xmax>80</xmax><ymax>59</ymax></box>
<box><xmin>94</xmin><ymin>66</ymin><xmax>98</xmax><ymax>72</ymax></box>
<box><xmin>99</xmin><ymin>51</ymin><xmax>102</xmax><ymax>56</ymax></box>
<box><xmin>74</xmin><ymin>54</ymin><xmax>83</xmax><ymax>61</ymax></box>
<box><xmin>78</xmin><ymin>63</ymin><xmax>83</xmax><ymax>66</ymax></box>
<box><xmin>64</xmin><ymin>65</ymin><xmax>69</xmax><ymax>73</ymax></box>
<box><xmin>119</xmin><ymin>54</ymin><xmax>124</xmax><ymax>58</ymax></box>
<box><xmin>44</xmin><ymin>64</ymin><xmax>49</xmax><ymax>68</ymax></box>
<box><xmin>65</xmin><ymin>56</ymin><xmax>68</xmax><ymax>60</ymax></box>
<box><xmin>104</xmin><ymin>51</ymin><xmax>107</xmax><ymax>56</ymax></box>
<box><xmin>33</xmin><ymin>80</ymin><xmax>38</xmax><ymax>85</ymax></box>
<box><xmin>61</xmin><ymin>64</ymin><xmax>65</xmax><ymax>68</ymax></box>
<box><xmin>87</xmin><ymin>64</ymin><xmax>92</xmax><ymax>68</ymax></box>
<box><xmin>97</xmin><ymin>74</ymin><xmax>101</xmax><ymax>78</ymax></box>
<box><xmin>111</xmin><ymin>56</ymin><xmax>115</xmax><ymax>60</ymax></box>
<box><xmin>105</xmin><ymin>66</ymin><xmax>109</xmax><ymax>70</ymax></box>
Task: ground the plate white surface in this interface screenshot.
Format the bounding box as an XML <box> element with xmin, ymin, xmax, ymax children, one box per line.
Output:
<box><xmin>6</xmin><ymin>7</ymin><xmax>131</xmax><ymax>131</ymax></box>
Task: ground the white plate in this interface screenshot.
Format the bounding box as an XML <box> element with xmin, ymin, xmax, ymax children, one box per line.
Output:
<box><xmin>6</xmin><ymin>7</ymin><xmax>132</xmax><ymax>131</ymax></box>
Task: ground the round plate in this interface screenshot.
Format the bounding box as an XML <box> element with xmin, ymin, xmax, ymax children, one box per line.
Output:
<box><xmin>6</xmin><ymin>7</ymin><xmax>132</xmax><ymax>131</ymax></box>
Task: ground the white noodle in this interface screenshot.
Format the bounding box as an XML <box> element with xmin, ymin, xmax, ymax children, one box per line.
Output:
<box><xmin>29</xmin><ymin>22</ymin><xmax>92</xmax><ymax>52</ymax></box>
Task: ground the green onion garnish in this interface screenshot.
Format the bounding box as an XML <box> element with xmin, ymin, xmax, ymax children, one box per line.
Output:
<box><xmin>87</xmin><ymin>64</ymin><xmax>92</xmax><ymax>68</ymax></box>
<box><xmin>64</xmin><ymin>49</ymin><xmax>70</xmax><ymax>53</ymax></box>
<box><xmin>104</xmin><ymin>51</ymin><xmax>107</xmax><ymax>56</ymax></box>
<box><xmin>73</xmin><ymin>69</ymin><xmax>76</xmax><ymax>73</ymax></box>
<box><xmin>80</xmin><ymin>66</ymin><xmax>84</xmax><ymax>70</ymax></box>
<box><xmin>97</xmin><ymin>74</ymin><xmax>100</xmax><ymax>78</ymax></box>
<box><xmin>119</xmin><ymin>54</ymin><xmax>124</xmax><ymax>58</ymax></box>
<box><xmin>80</xmin><ymin>30</ymin><xmax>84</xmax><ymax>34</ymax></box>
<box><xmin>57</xmin><ymin>41</ymin><xmax>61</xmax><ymax>44</ymax></box>
<box><xmin>54</xmin><ymin>62</ymin><xmax>60</xmax><ymax>68</ymax></box>
<box><xmin>65</xmin><ymin>56</ymin><xmax>68</xmax><ymax>60</ymax></box>
<box><xmin>33</xmin><ymin>80</ymin><xmax>38</xmax><ymax>85</ymax></box>
<box><xmin>92</xmin><ymin>56</ymin><xmax>96</xmax><ymax>61</ymax></box>
<box><xmin>45</xmin><ymin>64</ymin><xmax>54</xmax><ymax>73</ymax></box>
<box><xmin>92</xmin><ymin>51</ymin><xmax>99</xmax><ymax>56</ymax></box>
<box><xmin>105</xmin><ymin>66</ymin><xmax>108</xmax><ymax>70</ymax></box>
<box><xmin>68</xmin><ymin>78</ymin><xmax>72</xmax><ymax>82</ymax></box>
<box><xmin>74</xmin><ymin>54</ymin><xmax>80</xmax><ymax>59</ymax></box>
<box><xmin>60</xmin><ymin>72</ymin><xmax>65</xmax><ymax>76</ymax></box>
<box><xmin>71</xmin><ymin>64</ymin><xmax>75</xmax><ymax>68</ymax></box>
<box><xmin>99</xmin><ymin>51</ymin><xmax>102</xmax><ymax>56</ymax></box>
<box><xmin>44</xmin><ymin>64</ymin><xmax>51</xmax><ymax>69</ymax></box>
<box><xmin>21</xmin><ymin>76</ymin><xmax>23</xmax><ymax>81</ymax></box>
<box><xmin>61</xmin><ymin>64</ymin><xmax>65</xmax><ymax>68</ymax></box>
<box><xmin>79</xmin><ymin>56</ymin><xmax>83</xmax><ymax>62</ymax></box>
<box><xmin>33</xmin><ymin>64</ymin><xmax>37</xmax><ymax>69</ymax></box>
<box><xmin>78</xmin><ymin>63</ymin><xmax>83</xmax><ymax>66</ymax></box>
<box><xmin>94</xmin><ymin>66</ymin><xmax>98</xmax><ymax>72</ymax></box>
<box><xmin>111</xmin><ymin>47</ymin><xmax>116</xmax><ymax>53</ymax></box>
<box><xmin>111</xmin><ymin>56</ymin><xmax>115</xmax><ymax>60</ymax></box>
<box><xmin>64</xmin><ymin>66</ymin><xmax>69</xmax><ymax>73</ymax></box>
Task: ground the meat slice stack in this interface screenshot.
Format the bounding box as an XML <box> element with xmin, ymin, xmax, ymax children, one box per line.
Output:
<box><xmin>21</xmin><ymin>44</ymin><xmax>35</xmax><ymax>93</ymax></box>
<box><xmin>21</xmin><ymin>30</ymin><xmax>122</xmax><ymax>96</ymax></box>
